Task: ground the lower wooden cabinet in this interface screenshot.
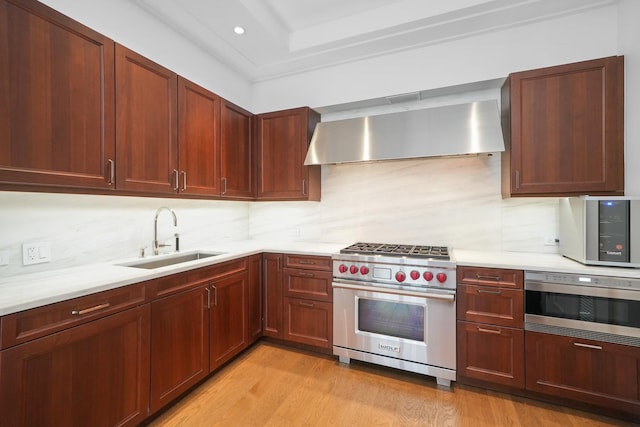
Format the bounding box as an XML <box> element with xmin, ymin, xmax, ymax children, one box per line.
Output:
<box><xmin>457</xmin><ymin>321</ymin><xmax>524</xmax><ymax>388</ymax></box>
<box><xmin>283</xmin><ymin>297</ymin><xmax>332</xmax><ymax>349</ymax></box>
<box><xmin>210</xmin><ymin>270</ymin><xmax>248</xmax><ymax>371</ymax></box>
<box><xmin>456</xmin><ymin>266</ymin><xmax>525</xmax><ymax>389</ymax></box>
<box><xmin>0</xmin><ymin>305</ymin><xmax>150</xmax><ymax>427</ymax></box>
<box><xmin>263</xmin><ymin>253</ymin><xmax>333</xmax><ymax>351</ymax></box>
<box><xmin>263</xmin><ymin>253</ymin><xmax>284</xmax><ymax>338</ymax></box>
<box><xmin>282</xmin><ymin>255</ymin><xmax>333</xmax><ymax>350</ymax></box>
<box><xmin>525</xmin><ymin>331</ymin><xmax>640</xmax><ymax>418</ymax></box>
<box><xmin>248</xmin><ymin>254</ymin><xmax>263</xmax><ymax>343</ymax></box>
<box><xmin>150</xmin><ymin>286</ymin><xmax>209</xmax><ymax>414</ymax></box>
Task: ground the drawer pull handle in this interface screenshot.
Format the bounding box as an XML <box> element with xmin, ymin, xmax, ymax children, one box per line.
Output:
<box><xmin>71</xmin><ymin>303</ymin><xmax>110</xmax><ymax>316</ymax></box>
<box><xmin>476</xmin><ymin>274</ymin><xmax>501</xmax><ymax>281</ymax></box>
<box><xmin>477</xmin><ymin>289</ymin><xmax>502</xmax><ymax>295</ymax></box>
<box><xmin>477</xmin><ymin>327</ymin><xmax>501</xmax><ymax>335</ymax></box>
<box><xmin>299</xmin><ymin>301</ymin><xmax>315</xmax><ymax>308</ymax></box>
<box><xmin>298</xmin><ymin>260</ymin><xmax>315</xmax><ymax>265</ymax></box>
<box><xmin>573</xmin><ymin>342</ymin><xmax>602</xmax><ymax>350</ymax></box>
<box><xmin>297</xmin><ymin>272</ymin><xmax>315</xmax><ymax>277</ymax></box>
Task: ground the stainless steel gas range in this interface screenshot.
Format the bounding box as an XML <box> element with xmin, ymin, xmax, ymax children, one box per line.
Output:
<box><xmin>332</xmin><ymin>242</ymin><xmax>457</xmax><ymax>387</ymax></box>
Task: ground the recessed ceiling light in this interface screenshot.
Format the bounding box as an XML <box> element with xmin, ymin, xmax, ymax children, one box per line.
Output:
<box><xmin>233</xmin><ymin>26</ymin><xmax>245</xmax><ymax>35</ymax></box>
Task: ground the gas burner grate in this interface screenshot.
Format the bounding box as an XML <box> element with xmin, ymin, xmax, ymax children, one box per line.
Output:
<box><xmin>341</xmin><ymin>242</ymin><xmax>450</xmax><ymax>260</ymax></box>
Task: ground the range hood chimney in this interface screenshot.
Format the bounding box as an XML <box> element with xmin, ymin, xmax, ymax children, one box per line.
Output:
<box><xmin>304</xmin><ymin>100</ymin><xmax>504</xmax><ymax>165</ymax></box>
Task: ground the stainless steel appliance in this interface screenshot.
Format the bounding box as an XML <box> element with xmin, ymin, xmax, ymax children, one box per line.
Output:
<box><xmin>525</xmin><ymin>271</ymin><xmax>640</xmax><ymax>347</ymax></box>
<box><xmin>304</xmin><ymin>100</ymin><xmax>504</xmax><ymax>165</ymax></box>
<box><xmin>559</xmin><ymin>196</ymin><xmax>640</xmax><ymax>268</ymax></box>
<box><xmin>332</xmin><ymin>243</ymin><xmax>457</xmax><ymax>387</ymax></box>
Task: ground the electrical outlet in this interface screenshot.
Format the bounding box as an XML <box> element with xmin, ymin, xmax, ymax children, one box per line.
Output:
<box><xmin>22</xmin><ymin>242</ymin><xmax>52</xmax><ymax>265</ymax></box>
<box><xmin>543</xmin><ymin>236</ymin><xmax>558</xmax><ymax>246</ymax></box>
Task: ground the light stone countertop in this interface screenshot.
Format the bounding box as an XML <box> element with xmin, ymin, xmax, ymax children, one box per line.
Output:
<box><xmin>454</xmin><ymin>249</ymin><xmax>640</xmax><ymax>279</ymax></box>
<box><xmin>0</xmin><ymin>240</ymin><xmax>346</xmax><ymax>316</ymax></box>
<box><xmin>1</xmin><ymin>241</ymin><xmax>639</xmax><ymax>316</ymax></box>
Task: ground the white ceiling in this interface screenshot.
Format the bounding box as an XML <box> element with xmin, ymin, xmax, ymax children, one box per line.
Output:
<box><xmin>133</xmin><ymin>0</ymin><xmax>617</xmax><ymax>82</ymax></box>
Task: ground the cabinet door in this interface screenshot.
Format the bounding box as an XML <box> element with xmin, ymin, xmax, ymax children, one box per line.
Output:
<box><xmin>457</xmin><ymin>321</ymin><xmax>524</xmax><ymax>388</ymax></box>
<box><xmin>0</xmin><ymin>305</ymin><xmax>150</xmax><ymax>427</ymax></box>
<box><xmin>248</xmin><ymin>254</ymin><xmax>263</xmax><ymax>343</ymax></box>
<box><xmin>178</xmin><ymin>77</ymin><xmax>220</xmax><ymax>196</ymax></box>
<box><xmin>525</xmin><ymin>331</ymin><xmax>640</xmax><ymax>416</ymax></box>
<box><xmin>115</xmin><ymin>44</ymin><xmax>178</xmax><ymax>193</ymax></box>
<box><xmin>263</xmin><ymin>253</ymin><xmax>283</xmax><ymax>338</ymax></box>
<box><xmin>150</xmin><ymin>286</ymin><xmax>209</xmax><ymax>414</ymax></box>
<box><xmin>503</xmin><ymin>56</ymin><xmax>624</xmax><ymax>196</ymax></box>
<box><xmin>256</xmin><ymin>107</ymin><xmax>320</xmax><ymax>201</ymax></box>
<box><xmin>0</xmin><ymin>0</ymin><xmax>115</xmax><ymax>190</ymax></box>
<box><xmin>221</xmin><ymin>100</ymin><xmax>255</xmax><ymax>199</ymax></box>
<box><xmin>283</xmin><ymin>297</ymin><xmax>332</xmax><ymax>349</ymax></box>
<box><xmin>210</xmin><ymin>271</ymin><xmax>248</xmax><ymax>371</ymax></box>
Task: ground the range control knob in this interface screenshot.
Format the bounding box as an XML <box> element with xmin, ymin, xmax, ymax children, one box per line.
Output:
<box><xmin>410</xmin><ymin>270</ymin><xmax>420</xmax><ymax>280</ymax></box>
<box><xmin>436</xmin><ymin>272</ymin><xmax>447</xmax><ymax>283</ymax></box>
<box><xmin>423</xmin><ymin>271</ymin><xmax>434</xmax><ymax>281</ymax></box>
<box><xmin>360</xmin><ymin>266</ymin><xmax>370</xmax><ymax>275</ymax></box>
<box><xmin>395</xmin><ymin>271</ymin><xmax>406</xmax><ymax>282</ymax></box>
<box><xmin>349</xmin><ymin>265</ymin><xmax>359</xmax><ymax>275</ymax></box>
<box><xmin>339</xmin><ymin>264</ymin><xmax>348</xmax><ymax>273</ymax></box>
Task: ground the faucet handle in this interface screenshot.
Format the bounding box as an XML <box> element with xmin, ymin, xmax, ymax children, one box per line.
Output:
<box><xmin>140</xmin><ymin>246</ymin><xmax>147</xmax><ymax>258</ymax></box>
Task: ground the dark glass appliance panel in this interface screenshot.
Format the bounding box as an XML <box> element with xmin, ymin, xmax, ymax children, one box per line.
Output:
<box><xmin>357</xmin><ymin>298</ymin><xmax>425</xmax><ymax>341</ymax></box>
<box><xmin>599</xmin><ymin>200</ymin><xmax>630</xmax><ymax>262</ymax></box>
<box><xmin>526</xmin><ymin>290</ymin><xmax>640</xmax><ymax>329</ymax></box>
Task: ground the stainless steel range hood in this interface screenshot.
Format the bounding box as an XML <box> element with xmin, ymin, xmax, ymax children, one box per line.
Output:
<box><xmin>304</xmin><ymin>100</ymin><xmax>504</xmax><ymax>165</ymax></box>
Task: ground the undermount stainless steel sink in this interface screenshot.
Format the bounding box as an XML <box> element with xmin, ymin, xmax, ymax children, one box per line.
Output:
<box><xmin>118</xmin><ymin>251</ymin><xmax>225</xmax><ymax>269</ymax></box>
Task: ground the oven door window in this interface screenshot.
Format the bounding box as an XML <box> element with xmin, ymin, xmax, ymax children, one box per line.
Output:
<box><xmin>526</xmin><ymin>290</ymin><xmax>640</xmax><ymax>328</ymax></box>
<box><xmin>357</xmin><ymin>298</ymin><xmax>425</xmax><ymax>341</ymax></box>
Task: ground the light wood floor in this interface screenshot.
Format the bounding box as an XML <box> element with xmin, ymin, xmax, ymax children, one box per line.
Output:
<box><xmin>148</xmin><ymin>342</ymin><xmax>635</xmax><ymax>427</ymax></box>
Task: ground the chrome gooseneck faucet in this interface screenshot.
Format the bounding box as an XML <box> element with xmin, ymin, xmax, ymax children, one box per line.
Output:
<box><xmin>153</xmin><ymin>207</ymin><xmax>179</xmax><ymax>255</ymax></box>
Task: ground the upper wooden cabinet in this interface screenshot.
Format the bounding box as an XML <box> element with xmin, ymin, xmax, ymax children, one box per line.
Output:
<box><xmin>178</xmin><ymin>77</ymin><xmax>221</xmax><ymax>196</ymax></box>
<box><xmin>115</xmin><ymin>44</ymin><xmax>178</xmax><ymax>194</ymax></box>
<box><xmin>257</xmin><ymin>107</ymin><xmax>321</xmax><ymax>201</ymax></box>
<box><xmin>502</xmin><ymin>56</ymin><xmax>624</xmax><ymax>197</ymax></box>
<box><xmin>0</xmin><ymin>0</ymin><xmax>115</xmax><ymax>190</ymax></box>
<box><xmin>221</xmin><ymin>100</ymin><xmax>256</xmax><ymax>199</ymax></box>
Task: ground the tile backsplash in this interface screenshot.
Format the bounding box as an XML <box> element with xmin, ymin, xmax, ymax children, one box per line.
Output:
<box><xmin>0</xmin><ymin>155</ymin><xmax>559</xmax><ymax>277</ymax></box>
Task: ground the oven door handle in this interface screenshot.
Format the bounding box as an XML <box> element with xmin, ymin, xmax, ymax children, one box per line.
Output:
<box><xmin>333</xmin><ymin>281</ymin><xmax>455</xmax><ymax>301</ymax></box>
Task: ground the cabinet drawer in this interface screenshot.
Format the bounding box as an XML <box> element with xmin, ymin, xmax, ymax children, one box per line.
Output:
<box><xmin>457</xmin><ymin>266</ymin><xmax>523</xmax><ymax>289</ymax></box>
<box><xmin>148</xmin><ymin>258</ymin><xmax>248</xmax><ymax>299</ymax></box>
<box><xmin>0</xmin><ymin>283</ymin><xmax>146</xmax><ymax>349</ymax></box>
<box><xmin>283</xmin><ymin>268</ymin><xmax>333</xmax><ymax>302</ymax></box>
<box><xmin>457</xmin><ymin>321</ymin><xmax>524</xmax><ymax>389</ymax></box>
<box><xmin>285</xmin><ymin>254</ymin><xmax>332</xmax><ymax>271</ymax></box>
<box><xmin>283</xmin><ymin>297</ymin><xmax>332</xmax><ymax>349</ymax></box>
<box><xmin>525</xmin><ymin>331</ymin><xmax>640</xmax><ymax>416</ymax></box>
<box><xmin>457</xmin><ymin>284</ymin><xmax>523</xmax><ymax>328</ymax></box>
